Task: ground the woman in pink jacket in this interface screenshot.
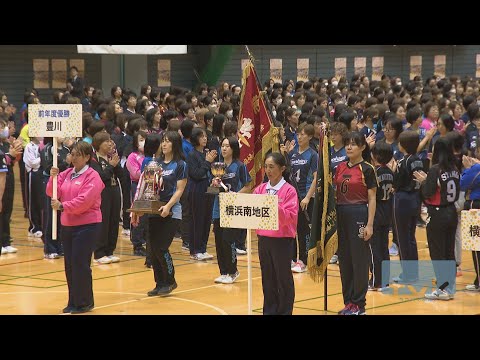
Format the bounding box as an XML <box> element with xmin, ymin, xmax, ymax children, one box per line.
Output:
<box><xmin>254</xmin><ymin>152</ymin><xmax>299</xmax><ymax>315</ymax></box>
<box><xmin>47</xmin><ymin>141</ymin><xmax>105</xmax><ymax>314</ymax></box>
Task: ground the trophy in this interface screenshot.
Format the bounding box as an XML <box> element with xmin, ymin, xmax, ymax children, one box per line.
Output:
<box><xmin>206</xmin><ymin>162</ymin><xmax>228</xmax><ymax>194</ymax></box>
<box><xmin>127</xmin><ymin>160</ymin><xmax>167</xmax><ymax>214</ymax></box>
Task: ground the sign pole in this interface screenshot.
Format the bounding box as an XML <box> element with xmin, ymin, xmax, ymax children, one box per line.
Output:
<box><xmin>52</xmin><ymin>139</ymin><xmax>58</xmax><ymax>240</ymax></box>
<box><xmin>247</xmin><ymin>228</ymin><xmax>252</xmax><ymax>315</ymax></box>
<box><xmin>219</xmin><ymin>192</ymin><xmax>278</xmax><ymax>316</ymax></box>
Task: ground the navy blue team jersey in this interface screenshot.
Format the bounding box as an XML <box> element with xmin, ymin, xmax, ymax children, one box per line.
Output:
<box><xmin>394</xmin><ymin>154</ymin><xmax>424</xmax><ymax>193</ymax></box>
<box><xmin>288</xmin><ymin>147</ymin><xmax>318</xmax><ymax>199</ymax></box>
<box><xmin>212</xmin><ymin>160</ymin><xmax>251</xmax><ymax>219</ymax></box>
<box><xmin>330</xmin><ymin>146</ymin><xmax>347</xmax><ymax>175</ymax></box>
<box><xmin>157</xmin><ymin>159</ymin><xmax>187</xmax><ymax>219</ymax></box>
<box><xmin>375</xmin><ymin>164</ymin><xmax>394</xmax><ymax>225</ymax></box>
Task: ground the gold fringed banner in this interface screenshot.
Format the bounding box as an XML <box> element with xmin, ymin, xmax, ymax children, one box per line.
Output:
<box><xmin>307</xmin><ymin>130</ymin><xmax>338</xmax><ymax>282</ymax></box>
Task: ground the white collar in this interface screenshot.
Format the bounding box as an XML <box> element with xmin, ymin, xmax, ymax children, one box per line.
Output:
<box><xmin>72</xmin><ymin>164</ymin><xmax>89</xmax><ymax>176</ymax></box>
<box><xmin>266</xmin><ymin>177</ymin><xmax>286</xmax><ymax>192</ymax></box>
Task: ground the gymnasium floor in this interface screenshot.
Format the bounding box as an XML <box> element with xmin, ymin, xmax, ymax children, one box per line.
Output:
<box><xmin>0</xmin><ymin>167</ymin><xmax>478</xmax><ymax>315</ymax></box>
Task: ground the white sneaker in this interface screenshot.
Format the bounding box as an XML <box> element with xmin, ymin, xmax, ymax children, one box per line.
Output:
<box><xmin>222</xmin><ymin>271</ymin><xmax>240</xmax><ymax>284</ymax></box>
<box><xmin>292</xmin><ymin>260</ymin><xmax>307</xmax><ymax>273</ymax></box>
<box><xmin>466</xmin><ymin>284</ymin><xmax>480</xmax><ymax>292</ymax></box>
<box><xmin>1</xmin><ymin>247</ymin><xmax>7</xmax><ymax>254</ymax></box>
<box><xmin>121</xmin><ymin>229</ymin><xmax>130</xmax><ymax>237</ymax></box>
<box><xmin>108</xmin><ymin>255</ymin><xmax>120</xmax><ymax>263</ymax></box>
<box><xmin>44</xmin><ymin>253</ymin><xmax>60</xmax><ymax>259</ymax></box>
<box><xmin>202</xmin><ymin>252</ymin><xmax>214</xmax><ymax>260</ymax></box>
<box><xmin>368</xmin><ymin>284</ymin><xmax>389</xmax><ymax>292</ymax></box>
<box><xmin>214</xmin><ymin>275</ymin><xmax>228</xmax><ymax>283</ymax></box>
<box><xmin>424</xmin><ymin>288</ymin><xmax>453</xmax><ymax>301</ymax></box>
<box><xmin>190</xmin><ymin>253</ymin><xmax>207</xmax><ymax>261</ymax></box>
<box><xmin>236</xmin><ymin>248</ymin><xmax>247</xmax><ymax>255</ymax></box>
<box><xmin>230</xmin><ymin>271</ymin><xmax>240</xmax><ymax>282</ymax></box>
<box><xmin>94</xmin><ymin>256</ymin><xmax>112</xmax><ymax>264</ymax></box>
<box><xmin>329</xmin><ymin>254</ymin><xmax>338</xmax><ymax>264</ymax></box>
<box><xmin>4</xmin><ymin>246</ymin><xmax>17</xmax><ymax>253</ymax></box>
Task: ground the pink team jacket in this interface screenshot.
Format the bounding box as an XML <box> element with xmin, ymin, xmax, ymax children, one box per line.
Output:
<box><xmin>253</xmin><ymin>181</ymin><xmax>299</xmax><ymax>238</ymax></box>
<box><xmin>46</xmin><ymin>167</ymin><xmax>105</xmax><ymax>227</ymax></box>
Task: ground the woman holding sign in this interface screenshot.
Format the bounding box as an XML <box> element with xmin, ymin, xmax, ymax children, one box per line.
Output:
<box><xmin>47</xmin><ymin>141</ymin><xmax>105</xmax><ymax>314</ymax></box>
<box><xmin>253</xmin><ymin>153</ymin><xmax>298</xmax><ymax>315</ymax></box>
<box><xmin>212</xmin><ymin>137</ymin><xmax>251</xmax><ymax>284</ymax></box>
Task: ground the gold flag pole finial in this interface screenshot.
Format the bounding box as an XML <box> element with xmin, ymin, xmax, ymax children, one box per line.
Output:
<box><xmin>245</xmin><ymin>45</ymin><xmax>255</xmax><ymax>63</ymax></box>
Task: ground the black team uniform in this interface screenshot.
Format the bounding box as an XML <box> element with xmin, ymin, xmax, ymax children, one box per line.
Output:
<box><xmin>40</xmin><ymin>141</ymin><xmax>70</xmax><ymax>256</ymax></box>
<box><xmin>369</xmin><ymin>164</ymin><xmax>394</xmax><ymax>289</ymax></box>
<box><xmin>422</xmin><ymin>164</ymin><xmax>460</xmax><ymax>296</ymax></box>
<box><xmin>334</xmin><ymin>161</ymin><xmax>377</xmax><ymax>314</ymax></box>
<box><xmin>91</xmin><ymin>154</ymin><xmax>122</xmax><ymax>261</ymax></box>
<box><xmin>393</xmin><ymin>154</ymin><xmax>424</xmax><ymax>282</ymax></box>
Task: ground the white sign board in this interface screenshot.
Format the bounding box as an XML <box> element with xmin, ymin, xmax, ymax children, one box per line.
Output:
<box><xmin>28</xmin><ymin>104</ymin><xmax>82</xmax><ymax>138</ymax></box>
<box><xmin>461</xmin><ymin>209</ymin><xmax>480</xmax><ymax>251</ymax></box>
<box><xmin>219</xmin><ymin>193</ymin><xmax>278</xmax><ymax>230</ymax></box>
<box><xmin>77</xmin><ymin>45</ymin><xmax>187</xmax><ymax>55</ymax></box>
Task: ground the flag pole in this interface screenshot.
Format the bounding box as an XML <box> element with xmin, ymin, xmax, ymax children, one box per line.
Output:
<box><xmin>324</xmin><ymin>269</ymin><xmax>328</xmax><ymax>311</ymax></box>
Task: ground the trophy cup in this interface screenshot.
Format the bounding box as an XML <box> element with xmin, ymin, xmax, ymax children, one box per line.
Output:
<box><xmin>206</xmin><ymin>162</ymin><xmax>228</xmax><ymax>194</ymax></box>
<box><xmin>127</xmin><ymin>160</ymin><xmax>166</xmax><ymax>214</ymax></box>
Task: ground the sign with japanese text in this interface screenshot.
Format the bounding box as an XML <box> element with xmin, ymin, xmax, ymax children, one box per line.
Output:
<box><xmin>219</xmin><ymin>193</ymin><xmax>278</xmax><ymax>231</ymax></box>
<box><xmin>461</xmin><ymin>209</ymin><xmax>480</xmax><ymax>251</ymax></box>
<box><xmin>28</xmin><ymin>104</ymin><xmax>82</xmax><ymax>138</ymax></box>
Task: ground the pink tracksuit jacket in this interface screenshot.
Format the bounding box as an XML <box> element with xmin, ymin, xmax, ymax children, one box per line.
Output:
<box><xmin>253</xmin><ymin>181</ymin><xmax>298</xmax><ymax>238</ymax></box>
<box><xmin>46</xmin><ymin>167</ymin><xmax>105</xmax><ymax>226</ymax></box>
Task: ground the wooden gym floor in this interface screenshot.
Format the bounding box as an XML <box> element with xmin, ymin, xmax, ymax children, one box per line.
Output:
<box><xmin>0</xmin><ymin>165</ymin><xmax>479</xmax><ymax>315</ymax></box>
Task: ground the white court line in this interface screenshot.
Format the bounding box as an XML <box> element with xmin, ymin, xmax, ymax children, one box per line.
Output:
<box><xmin>0</xmin><ymin>275</ymin><xmax>264</xmax><ymax>315</ymax></box>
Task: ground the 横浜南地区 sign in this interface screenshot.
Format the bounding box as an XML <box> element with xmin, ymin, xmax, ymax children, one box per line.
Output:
<box><xmin>219</xmin><ymin>192</ymin><xmax>278</xmax><ymax>231</ymax></box>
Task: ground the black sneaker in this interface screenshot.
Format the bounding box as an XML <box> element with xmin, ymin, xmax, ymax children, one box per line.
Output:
<box><xmin>147</xmin><ymin>287</ymin><xmax>162</xmax><ymax>296</ymax></box>
<box><xmin>134</xmin><ymin>247</ymin><xmax>147</xmax><ymax>256</ymax></box>
<box><xmin>71</xmin><ymin>303</ymin><xmax>94</xmax><ymax>314</ymax></box>
<box><xmin>62</xmin><ymin>305</ymin><xmax>75</xmax><ymax>313</ymax></box>
<box><xmin>157</xmin><ymin>281</ymin><xmax>178</xmax><ymax>296</ymax></box>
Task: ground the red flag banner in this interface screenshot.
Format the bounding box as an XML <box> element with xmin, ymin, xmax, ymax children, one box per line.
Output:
<box><xmin>239</xmin><ymin>62</ymin><xmax>273</xmax><ymax>187</ymax></box>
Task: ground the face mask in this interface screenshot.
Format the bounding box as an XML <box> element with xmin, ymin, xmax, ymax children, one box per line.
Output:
<box><xmin>276</xmin><ymin>98</ymin><xmax>282</xmax><ymax>106</ymax></box>
<box><xmin>397</xmin><ymin>82</ymin><xmax>402</xmax><ymax>86</ymax></box>
<box><xmin>138</xmin><ymin>140</ymin><xmax>145</xmax><ymax>151</ymax></box>
<box><xmin>226</xmin><ymin>110</ymin><xmax>233</xmax><ymax>119</ymax></box>
<box><xmin>332</xmin><ymin>81</ymin><xmax>338</xmax><ymax>87</ymax></box>
<box><xmin>272</xmin><ymin>110</ymin><xmax>277</xmax><ymax>119</ymax></box>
